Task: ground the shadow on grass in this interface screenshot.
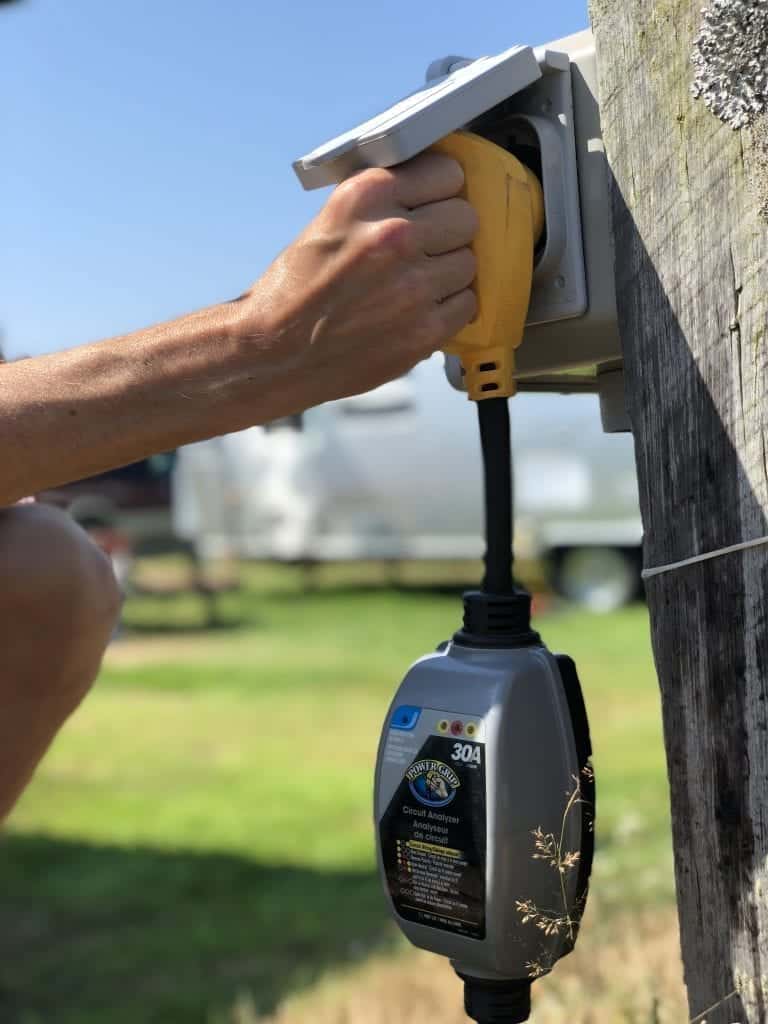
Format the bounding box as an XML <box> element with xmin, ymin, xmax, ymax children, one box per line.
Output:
<box><xmin>121</xmin><ymin>618</ymin><xmax>250</xmax><ymax>637</ymax></box>
<box><xmin>0</xmin><ymin>833</ymin><xmax>394</xmax><ymax>1024</ymax></box>
<box><xmin>121</xmin><ymin>589</ymin><xmax>254</xmax><ymax>636</ymax></box>
<box><xmin>265</xmin><ymin>581</ymin><xmax>471</xmax><ymax>601</ymax></box>
<box><xmin>119</xmin><ymin>577</ymin><xmax>469</xmax><ymax>637</ymax></box>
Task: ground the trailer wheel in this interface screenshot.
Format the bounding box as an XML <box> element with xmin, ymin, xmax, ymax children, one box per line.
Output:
<box><xmin>552</xmin><ymin>546</ymin><xmax>640</xmax><ymax>612</ymax></box>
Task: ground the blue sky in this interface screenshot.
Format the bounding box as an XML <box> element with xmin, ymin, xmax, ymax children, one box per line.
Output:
<box><xmin>1</xmin><ymin>0</ymin><xmax>588</xmax><ymax>358</ymax></box>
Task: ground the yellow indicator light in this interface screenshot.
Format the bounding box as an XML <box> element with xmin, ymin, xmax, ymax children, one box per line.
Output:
<box><xmin>437</xmin><ymin>719</ymin><xmax>450</xmax><ymax>733</ymax></box>
<box><xmin>465</xmin><ymin>722</ymin><xmax>478</xmax><ymax>738</ymax></box>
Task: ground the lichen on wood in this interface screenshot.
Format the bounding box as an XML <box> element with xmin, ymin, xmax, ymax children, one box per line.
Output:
<box><xmin>691</xmin><ymin>0</ymin><xmax>768</xmax><ymax>129</ymax></box>
<box><xmin>690</xmin><ymin>1</ymin><xmax>768</xmax><ymax>221</ymax></box>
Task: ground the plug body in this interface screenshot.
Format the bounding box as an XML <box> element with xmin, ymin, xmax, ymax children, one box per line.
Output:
<box><xmin>433</xmin><ymin>132</ymin><xmax>544</xmax><ymax>400</ymax></box>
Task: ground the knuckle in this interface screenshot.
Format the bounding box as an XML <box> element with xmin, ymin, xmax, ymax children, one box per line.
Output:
<box><xmin>433</xmin><ymin>248</ymin><xmax>476</xmax><ymax>299</ymax></box>
<box><xmin>457</xmin><ymin>245</ymin><xmax>477</xmax><ymax>283</ymax></box>
<box><xmin>424</xmin><ymin>289</ymin><xmax>477</xmax><ymax>348</ymax></box>
<box><xmin>437</xmin><ymin>155</ymin><xmax>465</xmax><ymax>193</ymax></box>
<box><xmin>365</xmin><ymin>217</ymin><xmax>419</xmax><ymax>260</ymax></box>
<box><xmin>458</xmin><ymin>287</ymin><xmax>478</xmax><ymax>325</ymax></box>
<box><xmin>413</xmin><ymin>152</ymin><xmax>465</xmax><ymax>194</ymax></box>
<box><xmin>459</xmin><ymin>199</ymin><xmax>480</xmax><ymax>240</ymax></box>
<box><xmin>448</xmin><ymin>289</ymin><xmax>478</xmax><ymax>332</ymax></box>
<box><xmin>420</xmin><ymin>310</ymin><xmax>448</xmax><ymax>351</ymax></box>
<box><xmin>331</xmin><ymin>167</ymin><xmax>395</xmax><ymax>213</ymax></box>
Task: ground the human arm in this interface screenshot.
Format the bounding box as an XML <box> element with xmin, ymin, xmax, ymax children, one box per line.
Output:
<box><xmin>0</xmin><ymin>152</ymin><xmax>477</xmax><ymax>505</ymax></box>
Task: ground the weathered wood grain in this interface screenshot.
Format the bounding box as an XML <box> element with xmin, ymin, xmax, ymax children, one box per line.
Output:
<box><xmin>588</xmin><ymin>2</ymin><xmax>768</xmax><ymax>1021</ymax></box>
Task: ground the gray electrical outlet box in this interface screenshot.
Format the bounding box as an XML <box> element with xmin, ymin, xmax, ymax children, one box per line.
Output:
<box><xmin>293</xmin><ymin>30</ymin><xmax>628</xmax><ymax>432</ymax></box>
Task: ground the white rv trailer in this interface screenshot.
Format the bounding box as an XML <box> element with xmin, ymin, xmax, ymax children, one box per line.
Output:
<box><xmin>172</xmin><ymin>354</ymin><xmax>642</xmax><ymax>610</ymax></box>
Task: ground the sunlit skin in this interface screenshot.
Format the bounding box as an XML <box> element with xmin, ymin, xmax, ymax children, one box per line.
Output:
<box><xmin>0</xmin><ymin>0</ymin><xmax>478</xmax><ymax>819</ymax></box>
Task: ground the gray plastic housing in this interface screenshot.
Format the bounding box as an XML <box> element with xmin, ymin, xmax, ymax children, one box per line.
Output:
<box><xmin>437</xmin><ymin>31</ymin><xmax>628</xmax><ymax>430</ymax></box>
<box><xmin>482</xmin><ymin>32</ymin><xmax>618</xmax><ymax>389</ymax></box>
<box><xmin>374</xmin><ymin>641</ymin><xmax>584</xmax><ymax>980</ymax></box>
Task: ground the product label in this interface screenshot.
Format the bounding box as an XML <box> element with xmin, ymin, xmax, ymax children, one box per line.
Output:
<box><xmin>379</xmin><ymin>726</ymin><xmax>486</xmax><ymax>939</ymax></box>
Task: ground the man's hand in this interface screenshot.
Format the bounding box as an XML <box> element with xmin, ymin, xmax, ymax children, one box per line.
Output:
<box><xmin>0</xmin><ymin>152</ymin><xmax>479</xmax><ymax>504</ymax></box>
<box><xmin>237</xmin><ymin>151</ymin><xmax>478</xmax><ymax>405</ymax></box>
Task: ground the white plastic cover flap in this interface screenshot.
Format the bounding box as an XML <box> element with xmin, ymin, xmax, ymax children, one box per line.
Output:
<box><xmin>293</xmin><ymin>45</ymin><xmax>542</xmax><ymax>190</ymax></box>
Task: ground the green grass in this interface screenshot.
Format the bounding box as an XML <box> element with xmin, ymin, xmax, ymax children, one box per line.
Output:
<box><xmin>0</xmin><ymin>564</ymin><xmax>673</xmax><ymax>1023</ymax></box>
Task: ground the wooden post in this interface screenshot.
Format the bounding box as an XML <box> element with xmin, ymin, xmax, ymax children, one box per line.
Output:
<box><xmin>588</xmin><ymin>2</ymin><xmax>768</xmax><ymax>1021</ymax></box>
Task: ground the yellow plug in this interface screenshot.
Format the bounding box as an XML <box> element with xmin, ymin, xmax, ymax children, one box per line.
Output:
<box><xmin>431</xmin><ymin>131</ymin><xmax>545</xmax><ymax>400</ymax></box>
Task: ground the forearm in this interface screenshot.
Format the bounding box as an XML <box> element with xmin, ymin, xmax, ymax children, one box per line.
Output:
<box><xmin>0</xmin><ymin>300</ymin><xmax>294</xmax><ymax>504</ymax></box>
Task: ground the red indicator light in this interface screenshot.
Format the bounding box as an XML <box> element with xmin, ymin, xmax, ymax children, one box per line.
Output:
<box><xmin>451</xmin><ymin>720</ymin><xmax>464</xmax><ymax>736</ymax></box>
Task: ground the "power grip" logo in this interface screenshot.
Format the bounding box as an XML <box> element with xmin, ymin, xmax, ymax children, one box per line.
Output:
<box><xmin>405</xmin><ymin>759</ymin><xmax>461</xmax><ymax>808</ymax></box>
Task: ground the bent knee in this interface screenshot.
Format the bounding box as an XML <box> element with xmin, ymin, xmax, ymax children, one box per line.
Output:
<box><xmin>0</xmin><ymin>504</ymin><xmax>122</xmax><ymax>663</ymax></box>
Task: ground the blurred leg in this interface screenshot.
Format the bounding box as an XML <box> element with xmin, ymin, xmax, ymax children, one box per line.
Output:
<box><xmin>0</xmin><ymin>504</ymin><xmax>122</xmax><ymax>821</ymax></box>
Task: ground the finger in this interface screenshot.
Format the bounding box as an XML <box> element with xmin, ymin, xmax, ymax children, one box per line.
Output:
<box><xmin>390</xmin><ymin>152</ymin><xmax>465</xmax><ymax>210</ymax></box>
<box><xmin>434</xmin><ymin>288</ymin><xmax>478</xmax><ymax>340</ymax></box>
<box><xmin>410</xmin><ymin>197</ymin><xmax>479</xmax><ymax>256</ymax></box>
<box><xmin>427</xmin><ymin>247</ymin><xmax>477</xmax><ymax>302</ymax></box>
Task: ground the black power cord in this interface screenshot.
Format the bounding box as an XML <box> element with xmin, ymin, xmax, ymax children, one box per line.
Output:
<box><xmin>477</xmin><ymin>396</ymin><xmax>514</xmax><ymax>595</ymax></box>
<box><xmin>453</xmin><ymin>395</ymin><xmax>539</xmax><ymax>649</ymax></box>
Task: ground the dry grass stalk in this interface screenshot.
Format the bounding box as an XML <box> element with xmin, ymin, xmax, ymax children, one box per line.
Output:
<box><xmin>238</xmin><ymin>907</ymin><xmax>686</xmax><ymax>1024</ymax></box>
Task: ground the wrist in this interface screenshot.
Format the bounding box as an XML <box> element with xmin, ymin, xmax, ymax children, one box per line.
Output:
<box><xmin>207</xmin><ymin>292</ymin><xmax>310</xmax><ymax>429</ymax></box>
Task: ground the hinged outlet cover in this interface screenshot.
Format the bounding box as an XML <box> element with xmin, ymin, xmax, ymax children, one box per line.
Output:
<box><xmin>293</xmin><ymin>45</ymin><xmax>542</xmax><ymax>190</ymax></box>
